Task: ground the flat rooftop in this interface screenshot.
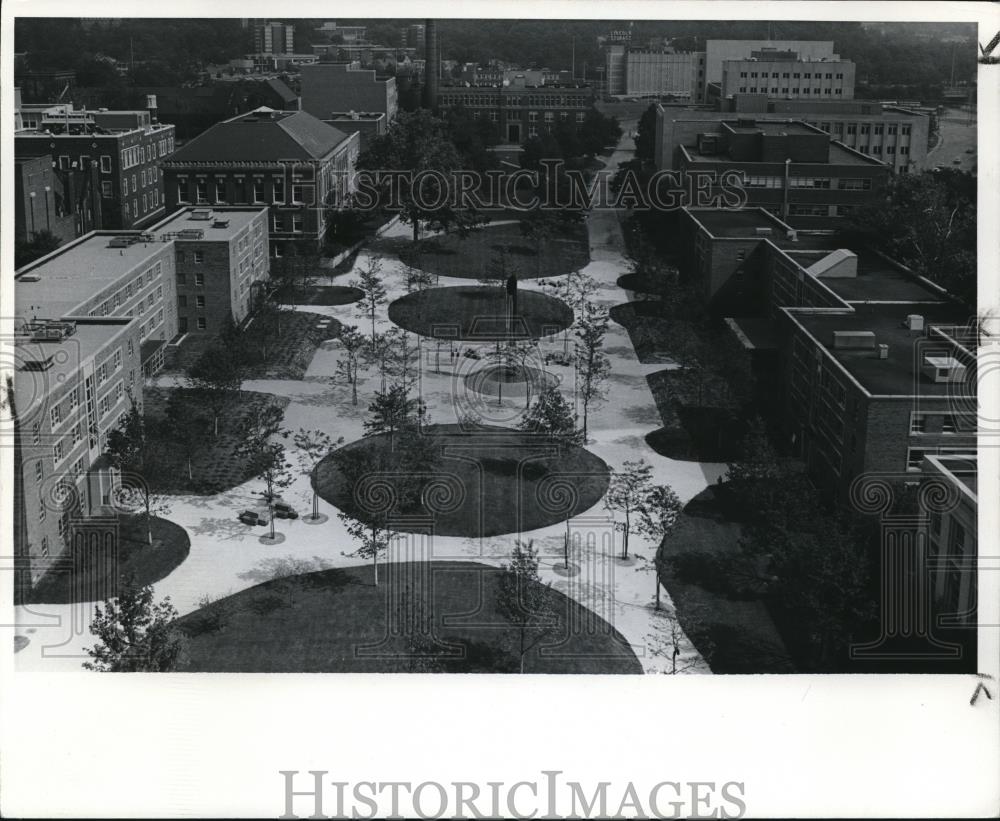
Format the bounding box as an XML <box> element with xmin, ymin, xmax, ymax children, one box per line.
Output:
<box><xmin>687</xmin><ymin>207</ymin><xmax>792</xmax><ymax>237</ymax></box>
<box><xmin>151</xmin><ymin>207</ymin><xmax>265</xmax><ymax>241</ymax></box>
<box><xmin>790</xmin><ymin>302</ymin><xmax>971</xmax><ymax>396</ymax></box>
<box><xmin>14</xmin><ymin>319</ymin><xmax>133</xmax><ymax>406</ymax></box>
<box><xmin>15</xmin><ymin>234</ymin><xmax>171</xmax><ymax>320</ymax></box>
<box><xmin>799</xmin><ymin>250</ymin><xmax>948</xmax><ymax>303</ymax></box>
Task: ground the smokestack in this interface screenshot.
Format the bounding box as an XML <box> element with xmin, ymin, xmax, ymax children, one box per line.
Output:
<box><xmin>146</xmin><ymin>94</ymin><xmax>158</xmax><ymax>124</ymax></box>
<box><xmin>424</xmin><ymin>19</ymin><xmax>438</xmax><ymax>111</ymax></box>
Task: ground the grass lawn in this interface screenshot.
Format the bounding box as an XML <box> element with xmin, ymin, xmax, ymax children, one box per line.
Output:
<box><xmin>284</xmin><ymin>285</ymin><xmax>364</xmax><ymax>307</ymax></box>
<box><xmin>167</xmin><ymin>310</ymin><xmax>341</xmax><ymax>379</ymax></box>
<box><xmin>29</xmin><ymin>515</ymin><xmax>190</xmax><ymax>605</ymax></box>
<box><xmin>174</xmin><ymin>561</ymin><xmax>641</xmax><ymax>673</ymax></box>
<box><xmin>657</xmin><ymin>487</ymin><xmax>795</xmax><ymax>674</ymax></box>
<box><xmin>143</xmin><ymin>387</ymin><xmax>290</xmax><ymax>494</ymax></box>
<box><xmin>314</xmin><ymin>424</ymin><xmax>610</xmax><ymax>538</ymax></box>
<box><xmin>388</xmin><ymin>285</ymin><xmax>573</xmax><ymax>341</ymax></box>
<box><xmin>398</xmin><ymin>222</ymin><xmax>590</xmax><ymax>281</ymax></box>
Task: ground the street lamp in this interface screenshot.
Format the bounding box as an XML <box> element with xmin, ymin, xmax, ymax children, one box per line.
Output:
<box><xmin>28</xmin><ymin>192</ymin><xmax>37</xmax><ymax>235</ymax></box>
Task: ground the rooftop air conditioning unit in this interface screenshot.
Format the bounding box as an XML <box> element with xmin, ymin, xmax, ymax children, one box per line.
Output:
<box><xmin>755</xmin><ymin>227</ymin><xmax>773</xmax><ymax>236</ymax></box>
<box><xmin>29</xmin><ymin>320</ymin><xmax>77</xmax><ymax>342</ymax></box>
<box><xmin>108</xmin><ymin>236</ymin><xmax>135</xmax><ymax>248</ymax></box>
<box><xmin>190</xmin><ymin>209</ymin><xmax>213</xmax><ymax>221</ymax></box>
<box><xmin>832</xmin><ymin>330</ymin><xmax>876</xmax><ymax>349</ymax></box>
<box><xmin>19</xmin><ymin>274</ymin><xmax>42</xmax><ymax>283</ymax></box>
<box><xmin>921</xmin><ymin>355</ymin><xmax>967</xmax><ymax>384</ymax></box>
<box><xmin>878</xmin><ymin>344</ymin><xmax>889</xmax><ymax>359</ymax></box>
<box><xmin>213</xmin><ymin>219</ymin><xmax>230</xmax><ymax>228</ymax></box>
<box><xmin>906</xmin><ymin>314</ymin><xmax>925</xmax><ymax>332</ymax></box>
<box><xmin>177</xmin><ymin>228</ymin><xmax>205</xmax><ymax>240</ymax></box>
<box><xmin>786</xmin><ymin>229</ymin><xmax>798</xmax><ymax>241</ymax></box>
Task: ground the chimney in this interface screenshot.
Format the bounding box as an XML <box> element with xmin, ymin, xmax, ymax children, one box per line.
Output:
<box><xmin>146</xmin><ymin>94</ymin><xmax>158</xmax><ymax>123</ymax></box>
<box><xmin>424</xmin><ymin>19</ymin><xmax>438</xmax><ymax>111</ymax></box>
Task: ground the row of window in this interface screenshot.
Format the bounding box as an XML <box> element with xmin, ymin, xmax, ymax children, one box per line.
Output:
<box><xmin>178</xmin><ymin>295</ymin><xmax>206</xmax><ymax>309</ymax></box>
<box><xmin>439</xmin><ymin>95</ymin><xmax>591</xmax><ymax>108</ymax></box>
<box><xmin>121</xmin><ymin>141</ymin><xmax>167</xmax><ymax>171</ymax></box>
<box><xmin>741</xmin><ymin>175</ymin><xmax>874</xmax><ymax>190</ymax></box>
<box><xmin>91</xmin><ymin>265</ymin><xmax>162</xmax><ymax>318</ymax></box>
<box><xmin>737</xmin><ymin>87</ymin><xmax>844</xmax><ymax>96</ymax></box>
<box><xmin>739</xmin><ymin>71</ymin><xmax>845</xmax><ymax>80</ymax></box>
<box><xmin>179</xmin><ymin>179</ymin><xmax>310</xmax><ymax>207</ymax></box>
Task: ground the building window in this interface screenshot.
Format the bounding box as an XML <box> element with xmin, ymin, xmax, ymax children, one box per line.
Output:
<box><xmin>195</xmin><ymin>180</ymin><xmax>208</xmax><ymax>204</ymax></box>
<box><xmin>52</xmin><ymin>440</ymin><xmax>64</xmax><ymax>465</ymax></box>
<box><xmin>177</xmin><ymin>181</ymin><xmax>188</xmax><ymax>203</ymax></box>
<box><xmin>273</xmin><ymin>178</ymin><xmax>285</xmax><ymax>203</ymax></box>
<box><xmin>178</xmin><ymin>295</ymin><xmax>188</xmax><ymax>308</ymax></box>
<box><xmin>253</xmin><ymin>181</ymin><xmax>265</xmax><ymax>203</ymax></box>
<box><xmin>291</xmin><ymin>185</ymin><xmax>305</xmax><ymax>204</ymax></box>
<box><xmin>910</xmin><ymin>413</ymin><xmax>927</xmax><ymax>434</ymax></box>
<box><xmin>215</xmin><ymin>181</ymin><xmax>227</xmax><ymax>203</ymax></box>
<box><xmin>291</xmin><ymin>214</ymin><xmax>304</xmax><ymax>233</ymax></box>
<box><xmin>942</xmin><ymin>415</ymin><xmax>958</xmax><ymax>434</ymax></box>
<box><xmin>35</xmin><ymin>461</ymin><xmax>44</xmax><ymax>483</ymax></box>
<box><xmin>193</xmin><ymin>251</ymin><xmax>204</xmax><ymax>264</ymax></box>
<box><xmin>781</xmin><ymin>88</ymin><xmax>788</xmax><ymax>94</ymax></box>
<box><xmin>837</xmin><ymin>178</ymin><xmax>873</xmax><ymax>191</ymax></box>
<box><xmin>50</xmin><ymin>405</ymin><xmax>62</xmax><ymax>428</ymax></box>
<box><xmin>177</xmin><ymin>272</ymin><xmax>186</xmax><ymax>285</ymax></box>
<box><xmin>902</xmin><ymin>124</ymin><xmax>912</xmax><ymax>136</ymax></box>
<box><xmin>100</xmin><ymin>155</ymin><xmax>112</xmax><ymax>173</ymax></box>
<box><xmin>836</xmin><ymin>73</ymin><xmax>844</xmax><ymax>79</ymax></box>
<box><xmin>39</xmin><ymin>502</ymin><xmax>46</xmax><ymax>523</ymax></box>
<box><xmin>835</xmin><ymin>89</ymin><xmax>843</xmax><ymax>95</ymax></box>
<box><xmin>906</xmin><ymin>448</ymin><xmax>925</xmax><ymax>471</ymax></box>
<box><xmin>196</xmin><ymin>317</ymin><xmax>207</xmax><ymax>330</ymax></box>
<box><xmin>195</xmin><ymin>273</ymin><xmax>205</xmax><ymax>286</ymax></box>
<box><xmin>195</xmin><ymin>295</ymin><xmax>206</xmax><ymax>308</ymax></box>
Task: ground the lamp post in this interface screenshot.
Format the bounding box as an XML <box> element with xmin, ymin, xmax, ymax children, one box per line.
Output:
<box><xmin>28</xmin><ymin>192</ymin><xmax>36</xmax><ymax>236</ymax></box>
<box><xmin>43</xmin><ymin>185</ymin><xmax>51</xmax><ymax>232</ymax></box>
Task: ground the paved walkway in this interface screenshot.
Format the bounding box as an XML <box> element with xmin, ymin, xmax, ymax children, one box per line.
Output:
<box><xmin>15</xmin><ymin>125</ymin><xmax>721</xmax><ymax>674</ymax></box>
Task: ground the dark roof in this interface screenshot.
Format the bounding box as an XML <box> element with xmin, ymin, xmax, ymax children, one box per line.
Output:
<box><xmin>813</xmin><ymin>251</ymin><xmax>947</xmax><ymax>303</ymax></box>
<box><xmin>790</xmin><ymin>303</ymin><xmax>971</xmax><ymax>396</ymax></box>
<box><xmin>166</xmin><ymin>108</ymin><xmax>349</xmax><ymax>163</ymax></box>
<box><xmin>265</xmin><ymin>78</ymin><xmax>299</xmax><ymax>105</ymax></box>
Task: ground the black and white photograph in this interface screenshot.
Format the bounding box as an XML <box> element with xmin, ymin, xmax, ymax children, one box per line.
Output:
<box><xmin>1</xmin><ymin>1</ymin><xmax>998</xmax><ymax>817</ymax></box>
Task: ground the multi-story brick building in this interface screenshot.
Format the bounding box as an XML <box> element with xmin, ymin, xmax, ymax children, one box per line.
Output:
<box><xmin>300</xmin><ymin>62</ymin><xmax>398</xmax><ymax>124</ymax></box>
<box><xmin>604</xmin><ymin>45</ymin><xmax>703</xmax><ymax>99</ymax></box>
<box><xmin>15</xmin><ymin>100</ymin><xmax>176</xmax><ymax>231</ymax></box>
<box><xmin>324</xmin><ymin>111</ymin><xmax>387</xmax><ymax>152</ymax></box>
<box><xmin>720</xmin><ymin>52</ymin><xmax>855</xmax><ymax>101</ymax></box>
<box><xmin>12</xmin><ymin>316</ymin><xmax>144</xmax><ymax>593</ymax></box>
<box><xmin>254</xmin><ymin>21</ymin><xmax>295</xmax><ymax>55</ymax></box>
<box><xmin>678</xmin><ymin>206</ymin><xmax>976</xmax><ymax>499</ymax></box>
<box><xmin>160</xmin><ymin>108</ymin><xmax>359</xmax><ymax>257</ymax></box>
<box><xmin>151</xmin><ymin>207</ymin><xmax>271</xmax><ymax>337</ymax></box>
<box><xmin>14</xmin><ymin>154</ymin><xmax>87</xmax><ymax>245</ymax></box>
<box><xmin>719</xmin><ymin>98</ymin><xmax>931</xmax><ymax>173</ymax></box>
<box><xmin>921</xmin><ymin>453</ymin><xmax>977</xmax><ymax>626</ymax></box>
<box><xmin>15</xmin><ymin>231</ymin><xmax>180</xmax><ymax>378</ymax></box>
<box><xmin>701</xmin><ymin>40</ymin><xmax>836</xmax><ymax>102</ymax></box>
<box><xmin>437</xmin><ymin>83</ymin><xmax>596</xmax><ymax>144</ymax></box>
<box><xmin>671</xmin><ymin>118</ymin><xmax>889</xmax><ymax>228</ymax></box>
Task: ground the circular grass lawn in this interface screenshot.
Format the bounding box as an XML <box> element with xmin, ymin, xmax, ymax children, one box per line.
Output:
<box><xmin>314</xmin><ymin>424</ymin><xmax>610</xmax><ymax>538</ymax></box>
<box><xmin>27</xmin><ymin>516</ymin><xmax>190</xmax><ymax>604</ymax></box>
<box><xmin>388</xmin><ymin>285</ymin><xmax>573</xmax><ymax>341</ymax></box>
<box><xmin>173</xmin><ymin>561</ymin><xmax>641</xmax><ymax>673</ymax></box>
<box><xmin>399</xmin><ymin>222</ymin><xmax>590</xmax><ymax>281</ymax></box>
<box><xmin>463</xmin><ymin>362</ymin><xmax>560</xmax><ymax>398</ymax></box>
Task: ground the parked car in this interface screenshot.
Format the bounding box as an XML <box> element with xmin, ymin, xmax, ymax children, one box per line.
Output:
<box><xmin>965</xmin><ymin>148</ymin><xmax>975</xmax><ymax>154</ymax></box>
<box><xmin>953</xmin><ymin>157</ymin><xmax>963</xmax><ymax>164</ymax></box>
<box><xmin>238</xmin><ymin>510</ymin><xmax>269</xmax><ymax>526</ymax></box>
<box><xmin>272</xmin><ymin>501</ymin><xmax>298</xmax><ymax>519</ymax></box>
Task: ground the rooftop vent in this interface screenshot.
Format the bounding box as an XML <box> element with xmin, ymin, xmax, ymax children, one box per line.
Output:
<box><xmin>108</xmin><ymin>235</ymin><xmax>139</xmax><ymax>248</ymax></box>
<box><xmin>922</xmin><ymin>355</ymin><xmax>967</xmax><ymax>384</ymax></box>
<box><xmin>19</xmin><ymin>274</ymin><xmax>42</xmax><ymax>283</ymax></box>
<box><xmin>213</xmin><ymin>219</ymin><xmax>231</xmax><ymax>228</ymax></box>
<box><xmin>755</xmin><ymin>227</ymin><xmax>773</xmax><ymax>236</ymax></box>
<box><xmin>906</xmin><ymin>314</ymin><xmax>925</xmax><ymax>332</ymax></box>
<box><xmin>832</xmin><ymin>330</ymin><xmax>876</xmax><ymax>350</ymax></box>
<box><xmin>177</xmin><ymin>228</ymin><xmax>205</xmax><ymax>240</ymax></box>
<box><xmin>878</xmin><ymin>344</ymin><xmax>889</xmax><ymax>359</ymax></box>
<box><xmin>190</xmin><ymin>209</ymin><xmax>213</xmax><ymax>221</ymax></box>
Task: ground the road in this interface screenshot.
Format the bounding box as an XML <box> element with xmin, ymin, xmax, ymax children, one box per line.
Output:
<box><xmin>928</xmin><ymin>106</ymin><xmax>977</xmax><ymax>173</ymax></box>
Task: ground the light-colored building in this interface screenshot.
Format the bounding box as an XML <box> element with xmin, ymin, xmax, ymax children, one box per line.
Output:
<box><xmin>702</xmin><ymin>39</ymin><xmax>836</xmax><ymax>101</ymax></box>
<box><xmin>254</xmin><ymin>21</ymin><xmax>295</xmax><ymax>56</ymax></box>
<box><xmin>721</xmin><ymin>52</ymin><xmax>855</xmax><ymax>102</ymax></box>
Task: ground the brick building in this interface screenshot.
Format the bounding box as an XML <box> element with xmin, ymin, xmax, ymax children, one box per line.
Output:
<box><xmin>671</xmin><ymin>119</ymin><xmax>889</xmax><ymax>228</ymax></box>
<box><xmin>604</xmin><ymin>45</ymin><xmax>703</xmax><ymax>99</ymax></box>
<box><xmin>719</xmin><ymin>98</ymin><xmax>930</xmax><ymax>173</ymax></box>
<box><xmin>254</xmin><ymin>21</ymin><xmax>295</xmax><ymax>55</ymax></box>
<box><xmin>701</xmin><ymin>40</ymin><xmax>836</xmax><ymax>102</ymax></box>
<box><xmin>300</xmin><ymin>63</ymin><xmax>398</xmax><ymax>124</ymax></box>
<box><xmin>324</xmin><ymin>111</ymin><xmax>387</xmax><ymax>152</ymax></box>
<box><xmin>15</xmin><ymin>100</ymin><xmax>176</xmax><ymax>231</ymax></box>
<box><xmin>160</xmin><ymin>108</ymin><xmax>359</xmax><ymax>256</ymax></box>
<box><xmin>12</xmin><ymin>317</ymin><xmax>144</xmax><ymax>593</ymax></box>
<box><xmin>437</xmin><ymin>83</ymin><xmax>596</xmax><ymax>144</ymax></box>
<box><xmin>151</xmin><ymin>207</ymin><xmax>271</xmax><ymax>337</ymax></box>
<box><xmin>14</xmin><ymin>154</ymin><xmax>87</xmax><ymax>245</ymax></box>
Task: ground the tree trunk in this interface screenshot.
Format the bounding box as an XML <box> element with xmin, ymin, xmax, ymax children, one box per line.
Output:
<box><xmin>351</xmin><ymin>378</ymin><xmax>358</xmax><ymax>406</ymax></box>
<box><xmin>412</xmin><ymin>219</ymin><xmax>419</xmax><ymax>244</ymax></box>
<box><xmin>312</xmin><ymin>491</ymin><xmax>319</xmax><ymax>520</ymax></box>
<box><xmin>145</xmin><ymin>496</ymin><xmax>153</xmax><ymax>545</ymax></box>
<box><xmin>214</xmin><ymin>413</ymin><xmax>220</xmax><ymax>438</ymax></box>
<box><xmin>519</xmin><ymin>629</ymin><xmax>526</xmax><ymax>674</ymax></box>
<box><xmin>269</xmin><ymin>504</ymin><xmax>275</xmax><ymax>540</ymax></box>
<box><xmin>372</xmin><ymin>525</ymin><xmax>380</xmax><ymax>587</ymax></box>
<box><xmin>623</xmin><ymin>513</ymin><xmax>630</xmax><ymax>558</ymax></box>
<box><xmin>582</xmin><ymin>401</ymin><xmax>589</xmax><ymax>441</ymax></box>
<box><xmin>187</xmin><ymin>456</ymin><xmax>193</xmax><ymax>482</ymax></box>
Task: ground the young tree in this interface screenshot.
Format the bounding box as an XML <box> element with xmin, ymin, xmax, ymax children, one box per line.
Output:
<box><xmin>573</xmin><ymin>301</ymin><xmax>611</xmax><ymax>441</ymax></box>
<box><xmin>336</xmin><ymin>324</ymin><xmax>368</xmax><ymax>406</ymax></box>
<box><xmin>641</xmin><ymin>484</ymin><xmax>683</xmax><ymax>609</ymax></box>
<box><xmin>104</xmin><ymin>398</ymin><xmax>169</xmax><ymax>546</ymax></box>
<box><xmin>350</xmin><ymin>254</ymin><xmax>386</xmax><ymax>348</ymax></box>
<box><xmin>646</xmin><ymin>607</ymin><xmax>708</xmax><ymax>674</ymax></box>
<box><xmin>292</xmin><ymin>428</ymin><xmax>344</xmax><ymax>522</ymax></box>
<box><xmin>604</xmin><ymin>459</ymin><xmax>657</xmax><ymax>560</ymax></box>
<box><xmin>236</xmin><ymin>403</ymin><xmax>291</xmax><ymax>541</ymax></box>
<box><xmin>495</xmin><ymin>541</ymin><xmax>556</xmax><ymax>674</ymax></box>
<box><xmin>339</xmin><ymin>508</ymin><xmax>392</xmax><ymax>588</ymax></box>
<box><xmin>517</xmin><ymin>386</ymin><xmax>582</xmax><ymax>444</ymax></box>
<box><xmin>363</xmin><ymin>385</ymin><xmax>428</xmax><ymax>452</ymax></box>
<box><xmin>404</xmin><ymin>263</ymin><xmax>435</xmax><ymax>293</ymax></box>
<box><xmin>187</xmin><ymin>344</ymin><xmax>243</xmax><ymax>436</ymax></box>
<box><xmin>83</xmin><ymin>575</ymin><xmax>185</xmax><ymax>672</ymax></box>
<box><xmin>164</xmin><ymin>390</ymin><xmax>207</xmax><ymax>483</ymax></box>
